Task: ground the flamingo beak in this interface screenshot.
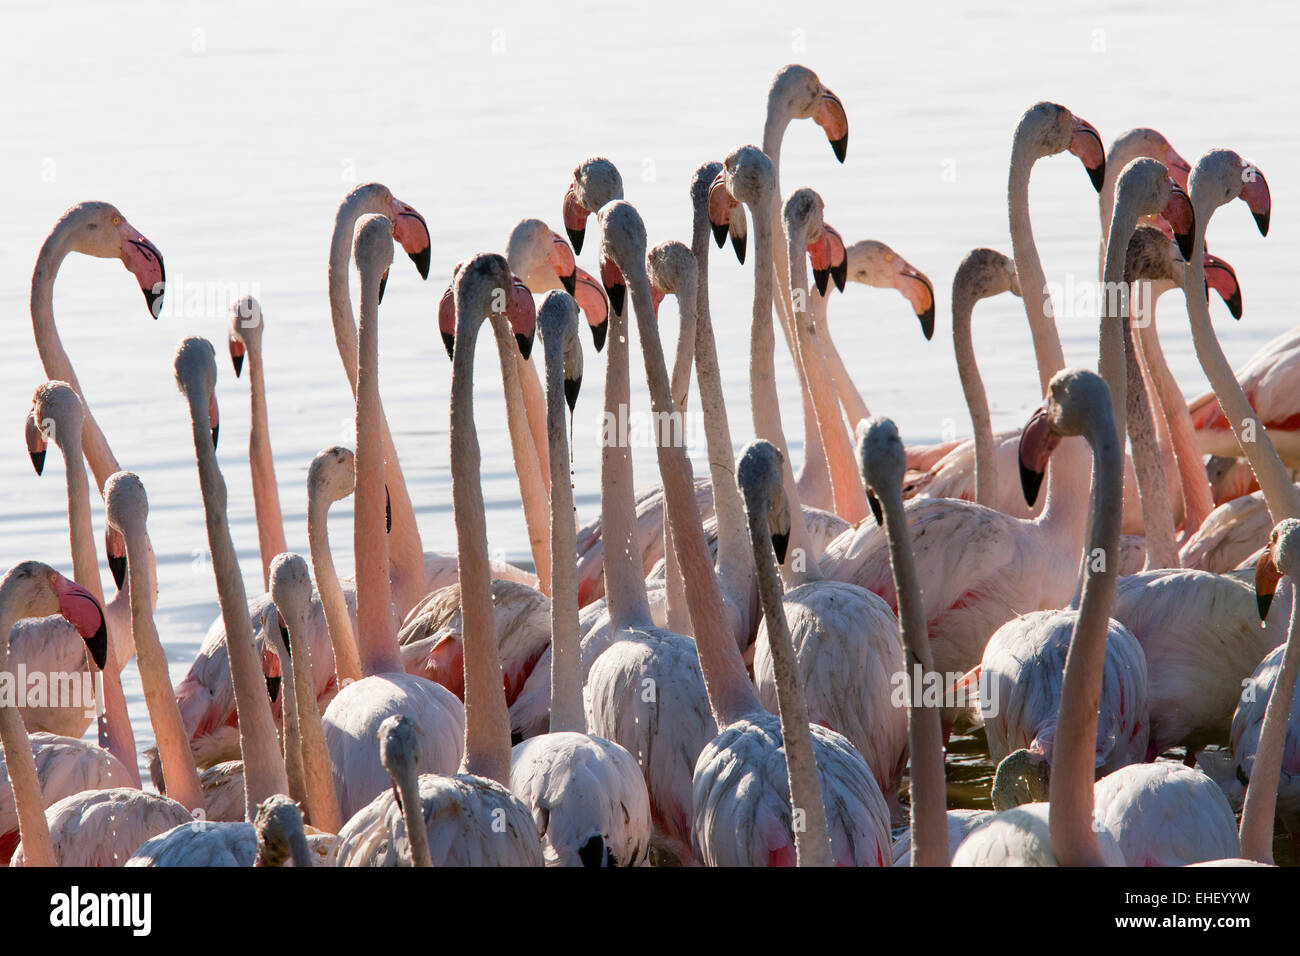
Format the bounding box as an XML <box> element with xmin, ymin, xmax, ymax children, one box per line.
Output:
<box><xmin>599</xmin><ymin>255</ymin><xmax>626</xmax><ymax>317</ymax></box>
<box><xmin>208</xmin><ymin>391</ymin><xmax>220</xmax><ymax>451</ymax></box>
<box><xmin>707</xmin><ymin>172</ymin><xmax>736</xmax><ymax>250</ymax></box>
<box><xmin>509</xmin><ymin>276</ymin><xmax>538</xmax><ymax>359</ymax></box>
<box><xmin>1203</xmin><ymin>253</ymin><xmax>1243</xmax><ymax>320</ymax></box>
<box><xmin>229</xmin><ymin>335</ymin><xmax>246</xmax><ymax>378</ymax></box>
<box><xmin>563</xmin><ymin>184</ymin><xmax>589</xmax><ymax>254</ymax></box>
<box><xmin>385</xmin><ymin>485</ymin><xmax>392</xmax><ymax>533</ymax></box>
<box><xmin>1017</xmin><ymin>406</ymin><xmax>1061</xmax><ymax>507</ymax></box>
<box><xmin>650</xmin><ymin>286</ymin><xmax>666</xmax><ymax>318</ymax></box>
<box><xmin>1161</xmin><ymin>182</ymin><xmax>1196</xmax><ymax>262</ymax></box>
<box><xmin>1068</xmin><ymin>116</ymin><xmax>1106</xmax><ymax>192</ymax></box>
<box><xmin>866</xmin><ymin>489</ymin><xmax>884</xmax><ymax>527</ymax></box>
<box><xmin>822</xmin><ymin>224</ymin><xmax>847</xmax><ymax>293</ymax></box>
<box><xmin>118</xmin><ymin>224</ymin><xmax>166</xmax><ymax>319</ymax></box>
<box><xmin>1256</xmin><ymin>542</ymin><xmax>1281</xmax><ymax>620</ymax></box>
<box><xmin>894</xmin><ymin>263</ymin><xmax>936</xmax><ymax>340</ymax></box>
<box><xmin>25</xmin><ymin>412</ymin><xmax>46</xmax><ymax>475</ymax></box>
<box><xmin>261</xmin><ymin>640</ymin><xmax>282</xmax><ymax>701</ymax></box>
<box><xmin>550</xmin><ymin>231</ymin><xmax>578</xmax><ymax>296</ymax></box>
<box><xmin>1240</xmin><ymin>163</ymin><xmax>1271</xmax><ymax>237</ymax></box>
<box><xmin>574</xmin><ymin>267</ymin><xmax>609</xmax><ymax>352</ymax></box>
<box><xmin>1165</xmin><ymin>146</ymin><xmax>1192</xmax><ymax>190</ymax></box>
<box><xmin>378</xmin><ymin>268</ymin><xmax>389</xmax><ymax>304</ymax></box>
<box><xmin>729</xmin><ymin>208</ymin><xmax>748</xmax><ymax>265</ymax></box>
<box><xmin>814</xmin><ymin>87</ymin><xmax>849</xmax><ymax>163</ymax></box>
<box><xmin>277</xmin><ymin>611</ymin><xmax>291</xmax><ymax>656</ymax></box>
<box><xmin>54</xmin><ymin>574</ymin><xmax>108</xmax><ymax>670</ymax></box>
<box><xmin>565</xmin><ymin>375</ymin><xmax>582</xmax><ymax>413</ymax></box>
<box><xmin>808</xmin><ymin>232</ymin><xmax>834</xmax><ymax>297</ymax></box>
<box><xmin>438</xmin><ymin>286</ymin><xmax>455</xmax><ymax>359</ymax></box>
<box><xmin>106</xmin><ymin>526</ymin><xmax>127</xmax><ymax>591</ymax></box>
<box><xmin>389</xmin><ymin>198</ymin><xmax>432</xmax><ymax>279</ymax></box>
<box><xmin>771</xmin><ymin>529</ymin><xmax>790</xmax><ymax>564</ymax></box>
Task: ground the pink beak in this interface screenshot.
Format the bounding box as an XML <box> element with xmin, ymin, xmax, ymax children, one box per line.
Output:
<box><xmin>389</xmin><ymin>197</ymin><xmax>432</xmax><ymax>279</ymax></box>
<box><xmin>1239</xmin><ymin>162</ymin><xmax>1270</xmax><ymax>237</ymax></box>
<box><xmin>574</xmin><ymin>267</ymin><xmax>610</xmax><ymax>351</ymax></box>
<box><xmin>1017</xmin><ymin>406</ymin><xmax>1062</xmax><ymax>507</ymax></box>
<box><xmin>549</xmin><ymin>231</ymin><xmax>578</xmax><ymax>296</ymax></box>
<box><xmin>118</xmin><ymin>221</ymin><xmax>166</xmax><ymax>318</ymax></box>
<box><xmin>813</xmin><ymin>86</ymin><xmax>849</xmax><ymax>163</ymax></box>
<box><xmin>25</xmin><ymin>412</ymin><xmax>46</xmax><ymax>475</ymax></box>
<box><xmin>1067</xmin><ymin>115</ymin><xmax>1106</xmax><ymax>192</ymax></box>
<box><xmin>54</xmin><ymin>574</ymin><xmax>108</xmax><ymax>670</ymax></box>
<box><xmin>563</xmin><ymin>184</ymin><xmax>590</xmax><ymax>254</ymax></box>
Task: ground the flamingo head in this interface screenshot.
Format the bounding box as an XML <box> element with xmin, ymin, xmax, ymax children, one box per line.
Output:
<box><xmin>857</xmin><ymin>417</ymin><xmax>908</xmax><ymax>527</ymax></box>
<box><xmin>25</xmin><ymin>411</ymin><xmax>46</xmax><ymax>475</ymax></box>
<box><xmin>1189</xmin><ymin>150</ymin><xmax>1271</xmax><ymax>237</ymax></box>
<box><xmin>563</xmin><ymin>157</ymin><xmax>624</xmax><ymax>254</ymax></box>
<box><xmin>105</xmin><ymin>526</ymin><xmax>127</xmax><ymax>591</ymax></box>
<box><xmin>1255</xmin><ymin>518</ymin><xmax>1300</xmax><ymax>620</ymax></box>
<box><xmin>1203</xmin><ymin>252</ymin><xmax>1243</xmax><ymax>319</ymax></box>
<box><xmin>807</xmin><ymin>223</ymin><xmax>848</xmax><ymax>297</ymax></box>
<box><xmin>736</xmin><ymin>439</ymin><xmax>791</xmax><ymax>564</ymax></box>
<box><xmin>54</xmin><ymin>572</ymin><xmax>109</xmax><ymax>670</ymax></box>
<box><xmin>1067</xmin><ymin>113</ymin><xmax>1106</xmax><ymax>192</ymax></box>
<box><xmin>1017</xmin><ymin>406</ymin><xmax>1061</xmax><ymax>508</ymax></box>
<box><xmin>599</xmin><ymin>254</ymin><xmax>626</xmax><ymax>317</ymax></box>
<box><xmin>388</xmin><ymin>195</ymin><xmax>432</xmax><ymax>280</ymax></box>
<box><xmin>537</xmin><ymin>290</ymin><xmax>584</xmax><ymax>412</ymax></box>
<box><xmin>771</xmin><ymin>65</ymin><xmax>849</xmax><ymax>162</ymax></box>
<box><xmin>848</xmin><ymin>240</ymin><xmax>939</xmax><ymax>340</ymax></box>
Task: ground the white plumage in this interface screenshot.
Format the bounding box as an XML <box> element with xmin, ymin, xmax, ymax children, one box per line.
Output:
<box><xmin>892</xmin><ymin>809</ymin><xmax>996</xmax><ymax>865</ymax></box>
<box><xmin>1092</xmin><ymin>762</ymin><xmax>1241</xmax><ymax>866</ymax></box>
<box><xmin>951</xmin><ymin>802</ymin><xmax>1127</xmax><ymax>866</ymax></box>
<box><xmin>11</xmin><ymin>787</ymin><xmax>193</xmax><ymax>867</ymax></box>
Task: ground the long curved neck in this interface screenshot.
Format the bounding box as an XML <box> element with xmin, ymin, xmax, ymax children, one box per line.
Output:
<box><xmin>1135</xmin><ymin>293</ymin><xmax>1214</xmax><ymax>539</ymax></box>
<box><xmin>627</xmin><ymin>259</ymin><xmax>761</xmax><ymax>726</ymax></box>
<box><xmin>661</xmin><ymin>306</ymin><xmax>693</xmax><ymax>636</ymax></box>
<box><xmin>450</xmin><ymin>311</ymin><xmax>513</xmax><ymax>786</ymax></box>
<box><xmin>123</xmin><ymin>523</ymin><xmax>203</xmax><ymax>810</ymax></box>
<box><xmin>491</xmin><ymin>319</ymin><xmax>552</xmax><ymax>596</ymax></box>
<box><xmin>395</xmin><ymin>758</ymin><xmax>431</xmax><ymax>866</ymax></box>
<box><xmin>690</xmin><ymin>201</ymin><xmax>757</xmax><ymax>615</ymax></box>
<box><xmin>515</xmin><ymin>353</ymin><xmax>551</xmax><ymax>496</ymax></box>
<box><xmin>1009</xmin><ymin>143</ymin><xmax>1067</xmax><ymax>394</ymax></box>
<box><xmin>1238</xmin><ymin>578</ymin><xmax>1299</xmax><ymax>862</ymax></box>
<box><xmin>284</xmin><ymin>599</ymin><xmax>343</xmax><ymax>833</ymax></box>
<box><xmin>542</xmin><ymin>336</ymin><xmax>583</xmax><ymax>734</ymax></box>
<box><xmin>327</xmin><ymin>197</ymin><xmax>425</xmax><ymax>617</ymax></box>
<box><xmin>186</xmin><ymin>385</ymin><xmax>289</xmax><ymax>816</ymax></box>
<box><xmin>786</xmin><ymin>224</ymin><xmax>868</xmax><ymax>523</ymax></box>
<box><xmin>278</xmin><ymin>641</ymin><xmax>307</xmax><ymax>809</ymax></box>
<box><xmin>353</xmin><ymin>261</ymin><xmax>403</xmax><ymax>676</ymax></box>
<box><xmin>1183</xmin><ymin>197</ymin><xmax>1300</xmax><ymax>523</ymax></box>
<box><xmin>306</xmin><ymin>492</ymin><xmax>362</xmax><ymax>685</ymax></box>
<box><xmin>879</xmin><ymin>478</ymin><xmax>949</xmax><ymax>867</ymax></box>
<box><xmin>814</xmin><ymin>289</ymin><xmax>872</xmax><ymax>429</ymax></box>
<box><xmin>58</xmin><ymin>431</ymin><xmax>140</xmax><ymax>785</ymax></box>
<box><xmin>953</xmin><ymin>289</ymin><xmax>997</xmax><ymax>505</ymax></box>
<box><xmin>601</xmin><ymin>289</ymin><xmax>653</xmax><ymax>630</ymax></box>
<box><xmin>745</xmin><ymin>492</ymin><xmax>832</xmax><ymax>866</ymax></box>
<box><xmin>1100</xmin><ymin>191</ymin><xmax>1145</xmax><ymax>448</ymax></box>
<box><xmin>245</xmin><ymin>337</ymin><xmax>287</xmax><ymax>590</ymax></box>
<box><xmin>1122</xmin><ymin>286</ymin><xmax>1179</xmax><ymax>569</ymax></box>
<box><xmin>31</xmin><ymin>232</ymin><xmax>119</xmax><ymax>491</ymax></box>
<box><xmin>748</xmin><ymin>198</ymin><xmax>820</xmax><ymax>584</ymax></box>
<box><xmin>1049</xmin><ymin>403</ymin><xmax>1123</xmax><ymax>867</ymax></box>
<box><xmin>0</xmin><ymin>587</ymin><xmax>56</xmax><ymax>866</ymax></box>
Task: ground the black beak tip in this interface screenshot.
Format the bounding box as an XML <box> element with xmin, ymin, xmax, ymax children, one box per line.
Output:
<box><xmin>561</xmin><ymin>273</ymin><xmax>577</xmax><ymax>296</ymax></box>
<box><xmin>867</xmin><ymin>490</ymin><xmax>884</xmax><ymax>527</ymax></box>
<box><xmin>830</xmin><ymin>136</ymin><xmax>848</xmax><ymax>164</ymax></box>
<box><xmin>606</xmin><ymin>284</ymin><xmax>625</xmax><ymax>317</ymax></box>
<box><xmin>1175</xmin><ymin>231</ymin><xmax>1195</xmax><ymax>263</ymax></box>
<box><xmin>1087</xmin><ymin>163</ymin><xmax>1105</xmax><ymax>193</ymax></box>
<box><xmin>566</xmin><ymin>227</ymin><xmax>585</xmax><ymax>256</ymax></box>
<box><xmin>1228</xmin><ymin>289</ymin><xmax>1244</xmax><ymax>320</ymax></box>
<box><xmin>108</xmin><ymin>554</ymin><xmax>127</xmax><ymax>591</ymax></box>
<box><xmin>732</xmin><ymin>233</ymin><xmax>747</xmax><ymax>265</ymax></box>
<box><xmin>516</xmin><ymin>332</ymin><xmax>534</xmax><ymax>361</ymax></box>
<box><xmin>441</xmin><ymin>332</ymin><xmax>456</xmax><ymax>361</ymax></box>
<box><xmin>771</xmin><ymin>532</ymin><xmax>789</xmax><ymax>565</ymax></box>
<box><xmin>279</xmin><ymin>623</ymin><xmax>292</xmax><ymax>657</ymax></box>
<box><xmin>232</xmin><ymin>353</ymin><xmax>244</xmax><ymax>378</ymax></box>
<box><xmin>408</xmin><ymin>246</ymin><xmax>431</xmax><ymax>281</ymax></box>
<box><xmin>1254</xmin><ymin>211</ymin><xmax>1270</xmax><ymax>238</ymax></box>
<box><xmin>385</xmin><ymin>485</ymin><xmax>392</xmax><ymax>534</ymax></box>
<box><xmin>590</xmin><ymin>319</ymin><xmax>608</xmax><ymax>353</ymax></box>
<box><xmin>378</xmin><ymin>269</ymin><xmax>389</xmax><ymax>305</ymax></box>
<box><xmin>30</xmin><ymin>450</ymin><xmax>45</xmax><ymax>476</ymax></box>
<box><xmin>812</xmin><ymin>269</ymin><xmax>830</xmax><ymax>297</ymax></box>
<box><xmin>565</xmin><ymin>376</ymin><xmax>582</xmax><ymax>412</ymax></box>
<box><xmin>211</xmin><ymin>425</ymin><xmax>219</xmax><ymax>451</ymax></box>
<box><xmin>86</xmin><ymin>620</ymin><xmax>109</xmax><ymax>671</ymax></box>
<box><xmin>711</xmin><ymin>222</ymin><xmax>728</xmax><ymax>249</ymax></box>
<box><xmin>919</xmin><ymin>306</ymin><xmax>936</xmax><ymax>341</ymax></box>
<box><xmin>144</xmin><ymin>286</ymin><xmax>165</xmax><ymax>319</ymax></box>
<box><xmin>831</xmin><ymin>261</ymin><xmax>847</xmax><ymax>293</ymax></box>
<box><xmin>1019</xmin><ymin>460</ymin><xmax>1045</xmax><ymax>508</ymax></box>
<box><xmin>1257</xmin><ymin>591</ymin><xmax>1273</xmax><ymax>622</ymax></box>
<box><xmin>266</xmin><ymin>675</ymin><xmax>281</xmax><ymax>703</ymax></box>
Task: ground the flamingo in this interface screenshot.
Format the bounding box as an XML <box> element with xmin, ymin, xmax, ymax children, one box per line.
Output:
<box><xmin>319</xmin><ymin>216</ymin><xmax>464</xmax><ymax>822</ymax></box>
<box><xmin>952</xmin><ymin>369</ymin><xmax>1130</xmax><ymax>866</ymax></box>
<box><xmin>128</xmin><ymin>793</ymin><xmax>312</xmax><ymax>867</ymax></box>
<box><xmin>306</xmin><ymin>446</ymin><xmax>363</xmax><ymax>686</ymax></box>
<box><xmin>509</xmin><ymin>291</ymin><xmax>651</xmax><ymax>867</ymax></box>
<box><xmin>13</xmin><ymin>384</ymin><xmax>137</xmax><ymax>778</ymax></box>
<box><xmin>336</xmin><ymin>252</ymin><xmax>544</xmax><ymax>866</ymax></box>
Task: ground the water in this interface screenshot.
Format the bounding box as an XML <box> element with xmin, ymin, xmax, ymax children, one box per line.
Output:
<box><xmin>1</xmin><ymin>1</ymin><xmax>1296</xmax><ymax>828</ymax></box>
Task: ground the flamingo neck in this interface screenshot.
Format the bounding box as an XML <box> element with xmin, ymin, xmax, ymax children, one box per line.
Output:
<box><xmin>124</xmin><ymin>523</ymin><xmax>203</xmax><ymax>811</ymax></box>
<box><xmin>1238</xmin><ymin>578</ymin><xmax>1299</xmax><ymax>862</ymax></box>
<box><xmin>661</xmin><ymin>304</ymin><xmax>693</xmax><ymax>637</ymax></box>
<box><xmin>600</xmin><ymin>290</ymin><xmax>654</xmax><ymax>631</ymax></box>
<box><xmin>813</xmin><ymin>288</ymin><xmax>872</xmax><ymax>431</ymax></box>
<box><xmin>690</xmin><ymin>199</ymin><xmax>757</xmax><ymax>624</ymax></box>
<box><xmin>0</xmin><ymin>587</ymin><xmax>57</xmax><ymax>867</ymax></box>
<box><xmin>283</xmin><ymin>596</ymin><xmax>344</xmax><ymax>834</ymax></box>
<box><xmin>244</xmin><ymin>338</ymin><xmax>287</xmax><ymax>590</ymax></box>
<box><xmin>785</xmin><ymin>225</ymin><xmax>868</xmax><ymax>523</ymax></box>
<box><xmin>186</xmin><ymin>383</ymin><xmax>289</xmax><ymax>817</ymax></box>
<box><xmin>306</xmin><ymin>491</ymin><xmax>363</xmax><ymax>685</ymax></box>
<box><xmin>748</xmin><ymin>202</ymin><xmax>821</xmax><ymax>584</ymax></box>
<box><xmin>1049</xmin><ymin>401</ymin><xmax>1123</xmax><ymax>867</ymax></box>
<box><xmin>541</xmin><ymin>332</ymin><xmax>584</xmax><ymax>735</ymax></box>
<box><xmin>1008</xmin><ymin>144</ymin><xmax>1067</xmax><ymax>394</ymax></box>
<box><xmin>394</xmin><ymin>757</ymin><xmax>432</xmax><ymax>866</ymax></box>
<box><xmin>626</xmin><ymin>263</ymin><xmax>761</xmax><ymax>727</ymax></box>
<box><xmin>744</xmin><ymin>489</ymin><xmax>833</xmax><ymax>866</ymax></box>
<box><xmin>490</xmin><ymin>318</ymin><xmax>552</xmax><ymax>595</ymax></box>
<box><xmin>352</xmin><ymin>263</ymin><xmax>403</xmax><ymax>676</ymax></box>
<box><xmin>953</xmin><ymin>288</ymin><xmax>997</xmax><ymax>505</ymax></box>
<box><xmin>1183</xmin><ymin>194</ymin><xmax>1300</xmax><ymax>523</ymax></box>
<box><xmin>450</xmin><ymin>309</ymin><xmax>513</xmax><ymax>787</ymax></box>
<box><xmin>879</xmin><ymin>480</ymin><xmax>949</xmax><ymax>867</ymax></box>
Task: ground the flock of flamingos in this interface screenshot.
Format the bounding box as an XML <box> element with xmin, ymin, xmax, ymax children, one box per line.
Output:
<box><xmin>4</xmin><ymin>62</ymin><xmax>1300</xmax><ymax>868</ymax></box>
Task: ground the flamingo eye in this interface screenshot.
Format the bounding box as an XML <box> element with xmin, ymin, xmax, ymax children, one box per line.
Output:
<box><xmin>111</xmin><ymin>215</ymin><xmax>121</xmax><ymax>226</ymax></box>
